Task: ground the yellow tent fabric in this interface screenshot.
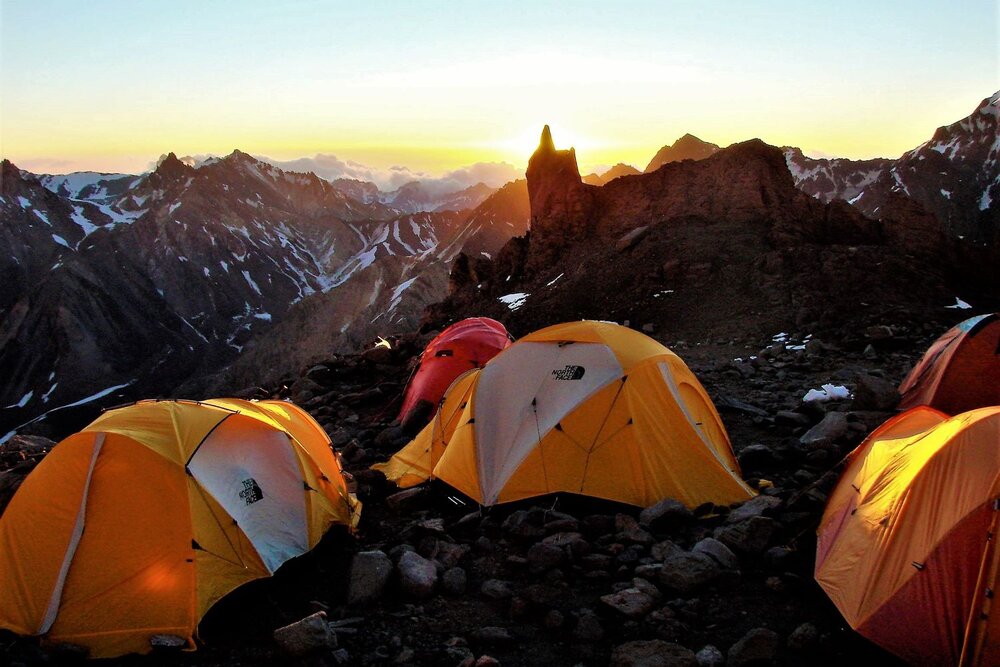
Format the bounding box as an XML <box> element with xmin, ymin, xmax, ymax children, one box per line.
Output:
<box><xmin>816</xmin><ymin>406</ymin><xmax>1000</xmax><ymax>666</ymax></box>
<box><xmin>0</xmin><ymin>398</ymin><xmax>360</xmax><ymax>659</ymax></box>
<box><xmin>375</xmin><ymin>321</ymin><xmax>755</xmax><ymax>508</ymax></box>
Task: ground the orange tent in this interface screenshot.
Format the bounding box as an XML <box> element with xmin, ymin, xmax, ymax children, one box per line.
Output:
<box><xmin>376</xmin><ymin>321</ymin><xmax>755</xmax><ymax>508</ymax></box>
<box><xmin>899</xmin><ymin>313</ymin><xmax>1000</xmax><ymax>414</ymax></box>
<box><xmin>0</xmin><ymin>399</ymin><xmax>359</xmax><ymax>658</ymax></box>
<box><xmin>398</xmin><ymin>317</ymin><xmax>510</xmax><ymax>426</ymax></box>
<box><xmin>816</xmin><ymin>406</ymin><xmax>1000</xmax><ymax>666</ymax></box>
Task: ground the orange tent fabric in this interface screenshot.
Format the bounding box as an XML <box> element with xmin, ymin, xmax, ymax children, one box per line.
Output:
<box><xmin>899</xmin><ymin>313</ymin><xmax>1000</xmax><ymax>414</ymax></box>
<box><xmin>0</xmin><ymin>399</ymin><xmax>360</xmax><ymax>658</ymax></box>
<box><xmin>816</xmin><ymin>406</ymin><xmax>1000</xmax><ymax>666</ymax></box>
<box><xmin>398</xmin><ymin>318</ymin><xmax>510</xmax><ymax>426</ymax></box>
<box><xmin>376</xmin><ymin>321</ymin><xmax>755</xmax><ymax>508</ymax></box>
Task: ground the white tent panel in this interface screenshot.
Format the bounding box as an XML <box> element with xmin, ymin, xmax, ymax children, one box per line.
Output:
<box><xmin>474</xmin><ymin>341</ymin><xmax>623</xmax><ymax>503</ymax></box>
<box><xmin>189</xmin><ymin>416</ymin><xmax>309</xmax><ymax>573</ymax></box>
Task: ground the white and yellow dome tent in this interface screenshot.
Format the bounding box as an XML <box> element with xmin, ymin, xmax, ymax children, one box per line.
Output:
<box><xmin>375</xmin><ymin>321</ymin><xmax>755</xmax><ymax>508</ymax></box>
<box><xmin>0</xmin><ymin>398</ymin><xmax>359</xmax><ymax>658</ymax></box>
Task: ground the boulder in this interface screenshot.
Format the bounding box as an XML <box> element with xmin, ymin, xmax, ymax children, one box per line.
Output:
<box><xmin>726</xmin><ymin>495</ymin><xmax>782</xmax><ymax>524</ymax></box>
<box><xmin>714</xmin><ymin>517</ymin><xmax>778</xmax><ymax>554</ymax></box>
<box><xmin>695</xmin><ymin>645</ymin><xmax>725</xmax><ymax>667</ymax></box>
<box><xmin>658</xmin><ymin>552</ymin><xmax>721</xmax><ymax>594</ymax></box>
<box><xmin>691</xmin><ymin>538</ymin><xmax>739</xmax><ymax>570</ymax></box>
<box><xmin>600</xmin><ymin>587</ymin><xmax>656</xmax><ymax>618</ymax></box>
<box><xmin>853</xmin><ymin>373</ymin><xmax>900</xmax><ymax>411</ymax></box>
<box><xmin>727</xmin><ymin>628</ymin><xmax>780</xmax><ymax>667</ymax></box>
<box><xmin>610</xmin><ymin>639</ymin><xmax>698</xmax><ymax>667</ymax></box>
<box><xmin>799</xmin><ymin>412</ymin><xmax>848</xmax><ymax>447</ymax></box>
<box><xmin>273</xmin><ymin>612</ymin><xmax>336</xmax><ymax>657</ymax></box>
<box><xmin>397</xmin><ymin>551</ymin><xmax>437</xmax><ymax>599</ymax></box>
<box><xmin>639</xmin><ymin>498</ymin><xmax>692</xmax><ymax>532</ymax></box>
<box><xmin>346</xmin><ymin>550</ymin><xmax>392</xmax><ymax>605</ymax></box>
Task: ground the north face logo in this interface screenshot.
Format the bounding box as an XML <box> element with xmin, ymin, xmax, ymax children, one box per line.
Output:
<box><xmin>552</xmin><ymin>365</ymin><xmax>586</xmax><ymax>380</ymax></box>
<box><xmin>239</xmin><ymin>478</ymin><xmax>264</xmax><ymax>505</ymax></box>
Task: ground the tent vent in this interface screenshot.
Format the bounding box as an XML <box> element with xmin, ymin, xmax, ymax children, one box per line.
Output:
<box><xmin>554</xmin><ymin>423</ymin><xmax>564</xmax><ymax>431</ymax></box>
<box><xmin>191</xmin><ymin>540</ymin><xmax>203</xmax><ymax>551</ymax></box>
<box><xmin>911</xmin><ymin>561</ymin><xmax>926</xmax><ymax>571</ymax></box>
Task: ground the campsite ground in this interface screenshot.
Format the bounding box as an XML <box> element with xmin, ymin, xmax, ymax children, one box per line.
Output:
<box><xmin>1</xmin><ymin>315</ymin><xmax>945</xmax><ymax>666</ymax></box>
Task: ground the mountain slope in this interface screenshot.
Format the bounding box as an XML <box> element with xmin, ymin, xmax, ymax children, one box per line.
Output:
<box><xmin>644</xmin><ymin>133</ymin><xmax>720</xmax><ymax>173</ymax></box>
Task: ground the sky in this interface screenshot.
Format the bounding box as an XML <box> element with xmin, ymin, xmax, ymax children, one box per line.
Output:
<box><xmin>1</xmin><ymin>0</ymin><xmax>997</xmax><ymax>179</ymax></box>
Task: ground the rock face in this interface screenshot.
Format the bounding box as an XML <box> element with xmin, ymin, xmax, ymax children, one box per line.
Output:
<box><xmin>645</xmin><ymin>134</ymin><xmax>721</xmax><ymax>173</ymax></box>
<box><xmin>430</xmin><ymin>126</ymin><xmax>977</xmax><ymax>344</ymax></box>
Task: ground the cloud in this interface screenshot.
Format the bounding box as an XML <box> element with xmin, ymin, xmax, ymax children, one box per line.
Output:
<box><xmin>258</xmin><ymin>154</ymin><xmax>520</xmax><ymax>195</ymax></box>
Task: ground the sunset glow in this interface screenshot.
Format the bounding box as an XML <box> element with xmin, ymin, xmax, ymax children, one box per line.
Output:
<box><xmin>1</xmin><ymin>0</ymin><xmax>997</xmax><ymax>176</ymax></box>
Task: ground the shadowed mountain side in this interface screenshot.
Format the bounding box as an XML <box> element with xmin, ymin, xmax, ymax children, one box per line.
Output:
<box><xmin>425</xmin><ymin>128</ymin><xmax>982</xmax><ymax>343</ymax></box>
<box><xmin>645</xmin><ymin>133</ymin><xmax>721</xmax><ymax>173</ymax></box>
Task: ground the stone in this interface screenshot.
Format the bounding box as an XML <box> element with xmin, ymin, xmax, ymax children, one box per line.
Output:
<box><xmin>470</xmin><ymin>626</ymin><xmax>514</xmax><ymax>644</ymax></box>
<box><xmin>442</xmin><ymin>567</ymin><xmax>468</xmax><ymax>595</ymax></box>
<box><xmin>691</xmin><ymin>538</ymin><xmax>739</xmax><ymax>570</ymax></box>
<box><xmin>658</xmin><ymin>552</ymin><xmax>721</xmax><ymax>594</ymax></box>
<box><xmin>616</xmin><ymin>513</ymin><xmax>654</xmax><ymax>544</ymax></box>
<box><xmin>475</xmin><ymin>656</ymin><xmax>501</xmax><ymax>667</ymax></box>
<box><xmin>397</xmin><ymin>551</ymin><xmax>437</xmax><ymax>599</ymax></box>
<box><xmin>714</xmin><ymin>517</ymin><xmax>778</xmax><ymax>554</ymax></box>
<box><xmin>853</xmin><ymin>373</ymin><xmax>900</xmax><ymax>411</ymax></box>
<box><xmin>727</xmin><ymin>628</ymin><xmax>780</xmax><ymax>667</ymax></box>
<box><xmin>695</xmin><ymin>644</ymin><xmax>725</xmax><ymax>667</ymax></box>
<box><xmin>799</xmin><ymin>412</ymin><xmax>848</xmax><ymax>447</ymax></box>
<box><xmin>502</xmin><ymin>510</ymin><xmax>545</xmax><ymax>540</ymax></box>
<box><xmin>527</xmin><ymin>542</ymin><xmax>565</xmax><ymax>572</ymax></box>
<box><xmin>386</xmin><ymin>487</ymin><xmax>430</xmax><ymax>512</ymax></box>
<box><xmin>346</xmin><ymin>550</ymin><xmax>393</xmax><ymax>604</ymax></box>
<box><xmin>726</xmin><ymin>495</ymin><xmax>782</xmax><ymax>524</ymax></box>
<box><xmin>737</xmin><ymin>444</ymin><xmax>775</xmax><ymax>469</ymax></box>
<box><xmin>149</xmin><ymin>634</ymin><xmax>187</xmax><ymax>650</ymax></box>
<box><xmin>435</xmin><ymin>541</ymin><xmax>470</xmax><ymax>569</ymax></box>
<box><xmin>774</xmin><ymin>410</ymin><xmax>812</xmax><ymax>427</ymax></box>
<box><xmin>273</xmin><ymin>612</ymin><xmax>336</xmax><ymax>657</ymax></box>
<box><xmin>787</xmin><ymin>622</ymin><xmax>819</xmax><ymax>652</ymax></box>
<box><xmin>616</xmin><ymin>225</ymin><xmax>650</xmax><ymax>252</ymax></box>
<box><xmin>652</xmin><ymin>540</ymin><xmax>685</xmax><ymax>562</ymax></box>
<box><xmin>639</xmin><ymin>498</ymin><xmax>693</xmax><ymax>532</ymax></box>
<box><xmin>572</xmin><ymin>609</ymin><xmax>604</xmax><ymax>641</ymax></box>
<box><xmin>600</xmin><ymin>587</ymin><xmax>656</xmax><ymax>618</ymax></box>
<box><xmin>610</xmin><ymin>639</ymin><xmax>698</xmax><ymax>667</ymax></box>
<box><xmin>480</xmin><ymin>579</ymin><xmax>515</xmax><ymax>600</ymax></box>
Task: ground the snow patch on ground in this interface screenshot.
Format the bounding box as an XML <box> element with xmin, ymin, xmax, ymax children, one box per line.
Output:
<box><xmin>499</xmin><ymin>293</ymin><xmax>529</xmax><ymax>310</ymax></box>
<box><xmin>946</xmin><ymin>297</ymin><xmax>972</xmax><ymax>309</ymax></box>
<box><xmin>802</xmin><ymin>384</ymin><xmax>851</xmax><ymax>402</ymax></box>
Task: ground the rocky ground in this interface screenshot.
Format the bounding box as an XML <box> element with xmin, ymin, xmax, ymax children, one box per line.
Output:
<box><xmin>0</xmin><ymin>312</ymin><xmax>957</xmax><ymax>667</ymax></box>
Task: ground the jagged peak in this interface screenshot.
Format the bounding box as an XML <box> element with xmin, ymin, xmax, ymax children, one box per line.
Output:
<box><xmin>538</xmin><ymin>125</ymin><xmax>555</xmax><ymax>154</ymax></box>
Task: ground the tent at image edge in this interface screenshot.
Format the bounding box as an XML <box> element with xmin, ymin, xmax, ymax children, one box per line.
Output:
<box><xmin>398</xmin><ymin>317</ymin><xmax>511</xmax><ymax>427</ymax></box>
<box><xmin>898</xmin><ymin>313</ymin><xmax>1000</xmax><ymax>415</ymax></box>
<box><xmin>816</xmin><ymin>405</ymin><xmax>1000</xmax><ymax>666</ymax></box>
<box><xmin>375</xmin><ymin>320</ymin><xmax>756</xmax><ymax>509</ymax></box>
<box><xmin>0</xmin><ymin>398</ymin><xmax>360</xmax><ymax>659</ymax></box>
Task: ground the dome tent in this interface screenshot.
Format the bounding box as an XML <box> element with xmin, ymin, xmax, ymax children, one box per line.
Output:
<box><xmin>0</xmin><ymin>398</ymin><xmax>359</xmax><ymax>658</ymax></box>
<box><xmin>816</xmin><ymin>406</ymin><xmax>1000</xmax><ymax>666</ymax></box>
<box><xmin>375</xmin><ymin>321</ymin><xmax>755</xmax><ymax>508</ymax></box>
<box><xmin>398</xmin><ymin>317</ymin><xmax>511</xmax><ymax>428</ymax></box>
<box><xmin>898</xmin><ymin>313</ymin><xmax>1000</xmax><ymax>414</ymax></box>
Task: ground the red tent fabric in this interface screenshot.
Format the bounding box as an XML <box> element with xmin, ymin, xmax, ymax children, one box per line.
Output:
<box><xmin>899</xmin><ymin>313</ymin><xmax>1000</xmax><ymax>415</ymax></box>
<box><xmin>398</xmin><ymin>318</ymin><xmax>511</xmax><ymax>427</ymax></box>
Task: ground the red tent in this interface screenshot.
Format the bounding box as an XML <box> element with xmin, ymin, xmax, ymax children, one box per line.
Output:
<box><xmin>899</xmin><ymin>313</ymin><xmax>1000</xmax><ymax>415</ymax></box>
<box><xmin>398</xmin><ymin>318</ymin><xmax>511</xmax><ymax>427</ymax></box>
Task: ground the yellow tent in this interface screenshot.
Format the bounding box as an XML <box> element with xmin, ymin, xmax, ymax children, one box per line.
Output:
<box><xmin>816</xmin><ymin>406</ymin><xmax>1000</xmax><ymax>666</ymax></box>
<box><xmin>0</xmin><ymin>398</ymin><xmax>360</xmax><ymax>658</ymax></box>
<box><xmin>374</xmin><ymin>321</ymin><xmax>755</xmax><ymax>508</ymax></box>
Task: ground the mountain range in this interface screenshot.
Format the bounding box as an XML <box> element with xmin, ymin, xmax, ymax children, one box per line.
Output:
<box><xmin>1</xmin><ymin>90</ymin><xmax>997</xmax><ymax>439</ymax></box>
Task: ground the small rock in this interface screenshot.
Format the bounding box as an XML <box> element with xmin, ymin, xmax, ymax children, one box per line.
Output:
<box><xmin>475</xmin><ymin>656</ymin><xmax>501</xmax><ymax>667</ymax></box>
<box><xmin>273</xmin><ymin>612</ymin><xmax>337</xmax><ymax>657</ymax></box>
<box><xmin>659</xmin><ymin>552</ymin><xmax>721</xmax><ymax>594</ymax></box>
<box><xmin>616</xmin><ymin>513</ymin><xmax>654</xmax><ymax>544</ymax></box>
<box><xmin>652</xmin><ymin>540</ymin><xmax>685</xmax><ymax>562</ymax></box>
<box><xmin>639</xmin><ymin>498</ymin><xmax>692</xmax><ymax>532</ymax></box>
<box><xmin>527</xmin><ymin>542</ymin><xmax>565</xmax><ymax>572</ymax></box>
<box><xmin>600</xmin><ymin>587</ymin><xmax>656</xmax><ymax>618</ymax></box>
<box><xmin>572</xmin><ymin>609</ymin><xmax>604</xmax><ymax>641</ymax></box>
<box><xmin>799</xmin><ymin>412</ymin><xmax>848</xmax><ymax>447</ymax></box>
<box><xmin>386</xmin><ymin>487</ymin><xmax>430</xmax><ymax>512</ymax></box>
<box><xmin>691</xmin><ymin>538</ymin><xmax>739</xmax><ymax>570</ymax></box>
<box><xmin>470</xmin><ymin>627</ymin><xmax>514</xmax><ymax>645</ymax></box>
<box><xmin>714</xmin><ymin>517</ymin><xmax>779</xmax><ymax>555</ymax></box>
<box><xmin>787</xmin><ymin>622</ymin><xmax>819</xmax><ymax>652</ymax></box>
<box><xmin>726</xmin><ymin>495</ymin><xmax>782</xmax><ymax>524</ymax></box>
<box><xmin>616</xmin><ymin>225</ymin><xmax>649</xmax><ymax>252</ymax></box>
<box><xmin>695</xmin><ymin>644</ymin><xmax>725</xmax><ymax>667</ymax></box>
<box><xmin>480</xmin><ymin>579</ymin><xmax>515</xmax><ymax>600</ymax></box>
<box><xmin>853</xmin><ymin>373</ymin><xmax>900</xmax><ymax>411</ymax></box>
<box><xmin>610</xmin><ymin>639</ymin><xmax>697</xmax><ymax>667</ymax></box>
<box><xmin>149</xmin><ymin>634</ymin><xmax>187</xmax><ymax>651</ymax></box>
<box><xmin>442</xmin><ymin>567</ymin><xmax>468</xmax><ymax>595</ymax></box>
<box><xmin>502</xmin><ymin>510</ymin><xmax>545</xmax><ymax>540</ymax></box>
<box><xmin>737</xmin><ymin>444</ymin><xmax>775</xmax><ymax>470</ymax></box>
<box><xmin>397</xmin><ymin>551</ymin><xmax>437</xmax><ymax>599</ymax></box>
<box><xmin>347</xmin><ymin>550</ymin><xmax>393</xmax><ymax>605</ymax></box>
<box><xmin>727</xmin><ymin>628</ymin><xmax>780</xmax><ymax>667</ymax></box>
